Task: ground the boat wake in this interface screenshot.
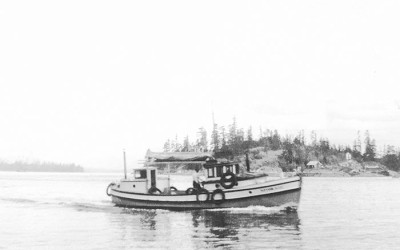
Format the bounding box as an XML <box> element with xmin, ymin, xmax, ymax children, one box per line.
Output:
<box><xmin>1</xmin><ymin>196</ymin><xmax>297</xmax><ymax>215</ymax></box>
<box><xmin>0</xmin><ymin>197</ymin><xmax>38</xmax><ymax>204</ymax></box>
<box><xmin>0</xmin><ymin>196</ymin><xmax>122</xmax><ymax>214</ymax></box>
<box><xmin>206</xmin><ymin>203</ymin><xmax>298</xmax><ymax>214</ymax></box>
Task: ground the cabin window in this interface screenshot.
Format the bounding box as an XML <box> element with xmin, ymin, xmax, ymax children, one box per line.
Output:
<box><xmin>224</xmin><ymin>165</ymin><xmax>233</xmax><ymax>173</ymax></box>
<box><xmin>216</xmin><ymin>167</ymin><xmax>222</xmax><ymax>177</ymax></box>
<box><xmin>207</xmin><ymin>168</ymin><xmax>214</xmax><ymax>178</ymax></box>
<box><xmin>134</xmin><ymin>170</ymin><xmax>147</xmax><ymax>179</ymax></box>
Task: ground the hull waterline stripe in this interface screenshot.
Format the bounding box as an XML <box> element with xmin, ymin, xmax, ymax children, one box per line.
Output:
<box><xmin>111</xmin><ymin>187</ymin><xmax>302</xmax><ymax>202</ymax></box>
<box><xmin>112</xmin><ymin>179</ymin><xmax>301</xmax><ymax>196</ymax></box>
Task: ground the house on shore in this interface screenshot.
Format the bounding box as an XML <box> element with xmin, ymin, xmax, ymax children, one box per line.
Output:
<box><xmin>306</xmin><ymin>160</ymin><xmax>323</xmax><ymax>169</ymax></box>
<box><xmin>346</xmin><ymin>152</ymin><xmax>352</xmax><ymax>161</ymax></box>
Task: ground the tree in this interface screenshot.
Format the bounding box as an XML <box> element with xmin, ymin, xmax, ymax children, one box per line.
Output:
<box><xmin>294</xmin><ymin>130</ymin><xmax>305</xmax><ymax>146</ymax></box>
<box><xmin>247</xmin><ymin>126</ymin><xmax>253</xmax><ymax>143</ymax></box>
<box><xmin>363</xmin><ymin>130</ymin><xmax>376</xmax><ymax>161</ymax></box>
<box><xmin>163</xmin><ymin>139</ymin><xmax>171</xmax><ymax>152</ymax></box>
<box><xmin>351</xmin><ymin>131</ymin><xmax>363</xmax><ymax>162</ymax></box>
<box><xmin>211</xmin><ymin>122</ymin><xmax>220</xmax><ymax>152</ymax></box>
<box><xmin>310</xmin><ymin>130</ymin><xmax>317</xmax><ymax>147</ymax></box>
<box><xmin>270</xmin><ymin>130</ymin><xmax>281</xmax><ymax>150</ymax></box>
<box><xmin>237</xmin><ymin>128</ymin><xmax>245</xmax><ymax>143</ymax></box>
<box><xmin>182</xmin><ymin>135</ymin><xmax>190</xmax><ymax>152</ymax></box>
<box><xmin>172</xmin><ymin>135</ymin><xmax>182</xmax><ymax>152</ymax></box>
<box><xmin>353</xmin><ymin>130</ymin><xmax>362</xmax><ymax>153</ymax></box>
<box><xmin>196</xmin><ymin>127</ymin><xmax>208</xmax><ymax>152</ymax></box>
<box><xmin>381</xmin><ymin>154</ymin><xmax>400</xmax><ymax>171</ymax></box>
<box><xmin>219</xmin><ymin>126</ymin><xmax>227</xmax><ymax>149</ymax></box>
<box><xmin>319</xmin><ymin>138</ymin><xmax>330</xmax><ymax>154</ymax></box>
<box><xmin>228</xmin><ymin>117</ymin><xmax>237</xmax><ymax>145</ymax></box>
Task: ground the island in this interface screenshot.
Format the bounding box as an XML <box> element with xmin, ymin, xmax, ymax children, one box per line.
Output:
<box><xmin>160</xmin><ymin>118</ymin><xmax>400</xmax><ymax>177</ymax></box>
<box><xmin>0</xmin><ymin>160</ymin><xmax>84</xmax><ymax>172</ymax></box>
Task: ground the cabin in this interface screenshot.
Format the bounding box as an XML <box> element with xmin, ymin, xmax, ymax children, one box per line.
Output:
<box><xmin>203</xmin><ymin>162</ymin><xmax>240</xmax><ymax>180</ymax></box>
<box><xmin>306</xmin><ymin>161</ymin><xmax>323</xmax><ymax>169</ymax></box>
<box><xmin>118</xmin><ymin>167</ymin><xmax>171</xmax><ymax>194</ymax></box>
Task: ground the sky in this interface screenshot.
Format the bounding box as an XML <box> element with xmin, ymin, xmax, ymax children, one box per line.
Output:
<box><xmin>0</xmin><ymin>1</ymin><xmax>399</xmax><ymax>171</ymax></box>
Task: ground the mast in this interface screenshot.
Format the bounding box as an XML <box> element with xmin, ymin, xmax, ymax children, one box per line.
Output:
<box><xmin>123</xmin><ymin>149</ymin><xmax>127</xmax><ymax>179</ymax></box>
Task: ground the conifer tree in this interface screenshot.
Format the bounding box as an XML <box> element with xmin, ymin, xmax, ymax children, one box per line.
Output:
<box><xmin>228</xmin><ymin>117</ymin><xmax>237</xmax><ymax>145</ymax></box>
<box><xmin>211</xmin><ymin>122</ymin><xmax>220</xmax><ymax>152</ymax></box>
<box><xmin>182</xmin><ymin>135</ymin><xmax>190</xmax><ymax>152</ymax></box>
<box><xmin>196</xmin><ymin>127</ymin><xmax>208</xmax><ymax>152</ymax></box>
<box><xmin>310</xmin><ymin>130</ymin><xmax>317</xmax><ymax>146</ymax></box>
<box><xmin>271</xmin><ymin>130</ymin><xmax>281</xmax><ymax>150</ymax></box>
<box><xmin>363</xmin><ymin>130</ymin><xmax>376</xmax><ymax>161</ymax></box>
<box><xmin>219</xmin><ymin>126</ymin><xmax>227</xmax><ymax>150</ymax></box>
<box><xmin>163</xmin><ymin>139</ymin><xmax>171</xmax><ymax>152</ymax></box>
<box><xmin>247</xmin><ymin>126</ymin><xmax>253</xmax><ymax>142</ymax></box>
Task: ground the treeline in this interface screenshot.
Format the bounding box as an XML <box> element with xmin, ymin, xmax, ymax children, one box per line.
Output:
<box><xmin>163</xmin><ymin>117</ymin><xmax>400</xmax><ymax>172</ymax></box>
<box><xmin>0</xmin><ymin>160</ymin><xmax>84</xmax><ymax>172</ymax></box>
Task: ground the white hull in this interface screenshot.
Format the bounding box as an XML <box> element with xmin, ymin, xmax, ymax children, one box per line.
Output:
<box><xmin>110</xmin><ymin>176</ymin><xmax>302</xmax><ymax>210</ymax></box>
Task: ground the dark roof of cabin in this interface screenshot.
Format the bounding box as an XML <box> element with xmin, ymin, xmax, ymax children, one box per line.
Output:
<box><xmin>203</xmin><ymin>162</ymin><xmax>240</xmax><ymax>169</ymax></box>
<box><xmin>145</xmin><ymin>150</ymin><xmax>215</xmax><ymax>162</ymax></box>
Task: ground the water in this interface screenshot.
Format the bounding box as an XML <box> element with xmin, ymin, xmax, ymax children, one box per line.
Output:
<box><xmin>1</xmin><ymin>173</ymin><xmax>400</xmax><ymax>249</ymax></box>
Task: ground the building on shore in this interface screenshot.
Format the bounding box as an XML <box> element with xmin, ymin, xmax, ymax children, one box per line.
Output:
<box><xmin>306</xmin><ymin>161</ymin><xmax>323</xmax><ymax>169</ymax></box>
<box><xmin>363</xmin><ymin>162</ymin><xmax>386</xmax><ymax>173</ymax></box>
<box><xmin>346</xmin><ymin>152</ymin><xmax>352</xmax><ymax>161</ymax></box>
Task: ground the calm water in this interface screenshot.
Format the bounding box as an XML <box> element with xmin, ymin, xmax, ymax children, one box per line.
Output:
<box><xmin>1</xmin><ymin>173</ymin><xmax>400</xmax><ymax>249</ymax></box>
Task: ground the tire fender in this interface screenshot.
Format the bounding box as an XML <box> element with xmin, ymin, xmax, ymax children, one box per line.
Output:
<box><xmin>220</xmin><ymin>172</ymin><xmax>237</xmax><ymax>189</ymax></box>
<box><xmin>106</xmin><ymin>182</ymin><xmax>115</xmax><ymax>196</ymax></box>
<box><xmin>148</xmin><ymin>186</ymin><xmax>162</xmax><ymax>194</ymax></box>
<box><xmin>196</xmin><ymin>188</ymin><xmax>210</xmax><ymax>201</ymax></box>
<box><xmin>211</xmin><ymin>189</ymin><xmax>225</xmax><ymax>204</ymax></box>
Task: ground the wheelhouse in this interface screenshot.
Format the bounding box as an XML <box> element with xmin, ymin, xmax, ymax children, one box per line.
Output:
<box><xmin>116</xmin><ymin>167</ymin><xmax>162</xmax><ymax>194</ymax></box>
<box><xmin>203</xmin><ymin>162</ymin><xmax>240</xmax><ymax>180</ymax></box>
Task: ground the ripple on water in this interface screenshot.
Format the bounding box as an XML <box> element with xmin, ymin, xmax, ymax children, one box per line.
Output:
<box><xmin>2</xmin><ymin>174</ymin><xmax>400</xmax><ymax>249</ymax></box>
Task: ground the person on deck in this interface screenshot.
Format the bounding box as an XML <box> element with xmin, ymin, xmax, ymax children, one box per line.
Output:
<box><xmin>192</xmin><ymin>167</ymin><xmax>202</xmax><ymax>190</ymax></box>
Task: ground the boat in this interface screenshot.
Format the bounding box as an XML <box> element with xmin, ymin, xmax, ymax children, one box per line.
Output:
<box><xmin>107</xmin><ymin>150</ymin><xmax>302</xmax><ymax>210</ymax></box>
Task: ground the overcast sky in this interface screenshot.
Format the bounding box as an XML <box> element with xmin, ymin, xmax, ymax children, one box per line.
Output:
<box><xmin>1</xmin><ymin>1</ymin><xmax>399</xmax><ymax>171</ymax></box>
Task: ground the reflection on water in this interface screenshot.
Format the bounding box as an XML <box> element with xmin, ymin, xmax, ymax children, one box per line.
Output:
<box><xmin>137</xmin><ymin>210</ymin><xmax>157</xmax><ymax>230</ymax></box>
<box><xmin>190</xmin><ymin>209</ymin><xmax>301</xmax><ymax>249</ymax></box>
<box><xmin>199</xmin><ymin>208</ymin><xmax>300</xmax><ymax>229</ymax></box>
<box><xmin>116</xmin><ymin>207</ymin><xmax>301</xmax><ymax>249</ymax></box>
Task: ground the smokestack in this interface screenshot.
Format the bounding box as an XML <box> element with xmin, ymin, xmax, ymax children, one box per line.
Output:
<box><xmin>245</xmin><ymin>153</ymin><xmax>250</xmax><ymax>172</ymax></box>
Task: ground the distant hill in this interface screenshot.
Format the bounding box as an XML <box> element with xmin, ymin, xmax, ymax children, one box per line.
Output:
<box><xmin>0</xmin><ymin>161</ymin><xmax>84</xmax><ymax>172</ymax></box>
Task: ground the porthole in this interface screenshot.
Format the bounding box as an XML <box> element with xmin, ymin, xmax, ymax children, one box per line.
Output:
<box><xmin>133</xmin><ymin>185</ymin><xmax>136</xmax><ymax>188</ymax></box>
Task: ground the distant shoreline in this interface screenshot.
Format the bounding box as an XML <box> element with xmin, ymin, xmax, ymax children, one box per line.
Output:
<box><xmin>0</xmin><ymin>163</ymin><xmax>84</xmax><ymax>173</ymax></box>
<box><xmin>0</xmin><ymin>169</ymin><xmax>84</xmax><ymax>173</ymax></box>
<box><xmin>300</xmin><ymin>168</ymin><xmax>399</xmax><ymax>178</ymax></box>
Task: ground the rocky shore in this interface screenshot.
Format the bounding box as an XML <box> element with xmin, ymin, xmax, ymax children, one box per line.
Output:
<box><xmin>234</xmin><ymin>149</ymin><xmax>399</xmax><ymax>178</ymax></box>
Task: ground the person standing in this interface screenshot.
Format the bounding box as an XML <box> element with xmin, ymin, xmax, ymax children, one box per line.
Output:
<box><xmin>192</xmin><ymin>167</ymin><xmax>202</xmax><ymax>190</ymax></box>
